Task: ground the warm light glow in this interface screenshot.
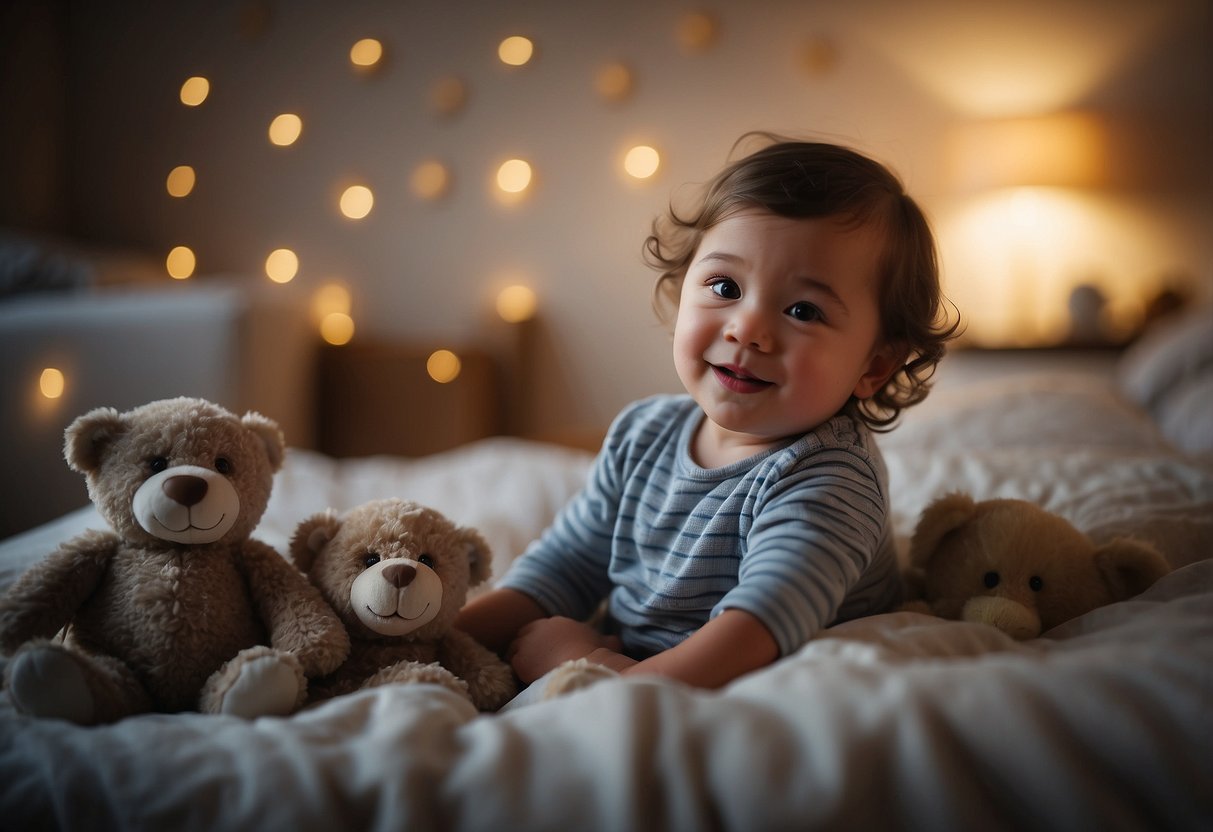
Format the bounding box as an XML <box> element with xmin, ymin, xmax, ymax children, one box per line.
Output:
<box><xmin>426</xmin><ymin>349</ymin><xmax>462</xmax><ymax>383</ymax></box>
<box><xmin>39</xmin><ymin>368</ymin><xmax>65</xmax><ymax>400</ymax></box>
<box><xmin>166</xmin><ymin>246</ymin><xmax>196</xmax><ymax>279</ymax></box>
<box><xmin>948</xmin><ymin>112</ymin><xmax>1109</xmax><ymax>192</ymax></box>
<box><xmin>498</xmin><ymin>36</ymin><xmax>534</xmax><ymax>66</ymax></box>
<box><xmin>624</xmin><ymin>145</ymin><xmax>661</xmax><ymax>179</ymax></box>
<box><xmin>312</xmin><ymin>282</ymin><xmax>352</xmax><ymax>322</ymax></box>
<box><xmin>265</xmin><ymin>248</ymin><xmax>299</xmax><ymax>283</ymax></box>
<box><xmin>430</xmin><ymin>76</ymin><xmax>468</xmax><ymax>116</ymax></box>
<box><xmin>320</xmin><ymin>312</ymin><xmax>355</xmax><ymax>346</ymax></box>
<box><xmin>676</xmin><ymin>12</ymin><xmax>718</xmax><ymax>53</ymax></box>
<box><xmin>166</xmin><ymin>165</ymin><xmax>196</xmax><ymax>197</ymax></box>
<box><xmin>595</xmin><ymin>63</ymin><xmax>634</xmax><ymax>101</ymax></box>
<box><xmin>496</xmin><ymin>159</ymin><xmax>533</xmax><ymax>193</ymax></box>
<box><xmin>339</xmin><ymin>184</ymin><xmax>374</xmax><ymax>219</ymax></box>
<box><xmin>180</xmin><ymin>76</ymin><xmax>210</xmax><ymax>106</ymax></box>
<box><xmin>350</xmin><ymin>38</ymin><xmax>383</xmax><ymax>68</ymax></box>
<box><xmin>411</xmin><ymin>161</ymin><xmax>450</xmax><ymax>200</ymax></box>
<box><xmin>269</xmin><ymin>113</ymin><xmax>303</xmax><ymax>146</ymax></box>
<box><xmin>496</xmin><ymin>285</ymin><xmax>537</xmax><ymax>323</ymax></box>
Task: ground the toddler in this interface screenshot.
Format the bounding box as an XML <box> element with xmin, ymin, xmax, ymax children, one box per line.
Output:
<box><xmin>457</xmin><ymin>136</ymin><xmax>957</xmax><ymax>695</ymax></box>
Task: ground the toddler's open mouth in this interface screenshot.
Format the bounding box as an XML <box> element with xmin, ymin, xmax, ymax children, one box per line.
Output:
<box><xmin>711</xmin><ymin>363</ymin><xmax>773</xmax><ymax>393</ymax></box>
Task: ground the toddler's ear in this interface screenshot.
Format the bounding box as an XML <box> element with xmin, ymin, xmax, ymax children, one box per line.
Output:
<box><xmin>852</xmin><ymin>341</ymin><xmax>906</xmax><ymax>399</ymax></box>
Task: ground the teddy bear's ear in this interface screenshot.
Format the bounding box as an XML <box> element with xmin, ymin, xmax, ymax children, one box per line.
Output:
<box><xmin>908</xmin><ymin>492</ymin><xmax>978</xmax><ymax>568</ymax></box>
<box><xmin>457</xmin><ymin>527</ymin><xmax>493</xmax><ymax>587</ymax></box>
<box><xmin>289</xmin><ymin>511</ymin><xmax>342</xmax><ymax>573</ymax></box>
<box><xmin>241</xmin><ymin>411</ymin><xmax>285</xmax><ymax>472</ymax></box>
<box><xmin>63</xmin><ymin>406</ymin><xmax>129</xmax><ymax>474</ymax></box>
<box><xmin>1094</xmin><ymin>538</ymin><xmax>1171</xmax><ymax>601</ymax></box>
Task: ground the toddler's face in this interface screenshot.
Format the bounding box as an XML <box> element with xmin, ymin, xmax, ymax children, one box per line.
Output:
<box><xmin>673</xmin><ymin>208</ymin><xmax>896</xmax><ymax>449</ymax></box>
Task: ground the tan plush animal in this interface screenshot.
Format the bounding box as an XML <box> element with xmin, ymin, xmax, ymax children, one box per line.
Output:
<box><xmin>902</xmin><ymin>493</ymin><xmax>1172</xmax><ymax>639</ymax></box>
<box><xmin>290</xmin><ymin>498</ymin><xmax>517</xmax><ymax>711</ymax></box>
<box><xmin>0</xmin><ymin>398</ymin><xmax>350</xmax><ymax>724</ymax></box>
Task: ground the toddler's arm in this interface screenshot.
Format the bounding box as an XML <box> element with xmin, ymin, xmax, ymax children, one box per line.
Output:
<box><xmin>455</xmin><ymin>587</ymin><xmax>546</xmax><ymax>655</ymax></box>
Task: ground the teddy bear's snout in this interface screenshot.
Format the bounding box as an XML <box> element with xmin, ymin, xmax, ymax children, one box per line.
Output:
<box><xmin>163</xmin><ymin>475</ymin><xmax>208</xmax><ymax>507</ymax></box>
<box><xmin>382</xmin><ymin>562</ymin><xmax>416</xmax><ymax>588</ymax></box>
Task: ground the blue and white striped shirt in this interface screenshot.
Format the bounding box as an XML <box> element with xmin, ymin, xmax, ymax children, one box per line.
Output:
<box><xmin>500</xmin><ymin>395</ymin><xmax>900</xmax><ymax>657</ymax></box>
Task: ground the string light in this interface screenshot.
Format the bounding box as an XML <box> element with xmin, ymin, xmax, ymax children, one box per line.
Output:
<box><xmin>320</xmin><ymin>312</ymin><xmax>355</xmax><ymax>345</ymax></box>
<box><xmin>180</xmin><ymin>76</ymin><xmax>210</xmax><ymax>106</ymax></box>
<box><xmin>39</xmin><ymin>368</ymin><xmax>65</xmax><ymax>399</ymax></box>
<box><xmin>166</xmin><ymin>165</ymin><xmax>196</xmax><ymax>197</ymax></box>
<box><xmin>496</xmin><ymin>159</ymin><xmax>533</xmax><ymax>193</ymax></box>
<box><xmin>339</xmin><ymin>184</ymin><xmax>374</xmax><ymax>219</ymax></box>
<box><xmin>624</xmin><ymin>145</ymin><xmax>661</xmax><ymax>179</ymax></box>
<box><xmin>166</xmin><ymin>246</ymin><xmax>196</xmax><ymax>279</ymax></box>
<box><xmin>496</xmin><ymin>285</ymin><xmax>537</xmax><ymax>323</ymax></box>
<box><xmin>498</xmin><ymin>36</ymin><xmax>534</xmax><ymax>66</ymax></box>
<box><xmin>426</xmin><ymin>349</ymin><xmax>462</xmax><ymax>383</ymax></box>
<box><xmin>268</xmin><ymin>113</ymin><xmax>302</xmax><ymax>146</ymax></box>
<box><xmin>350</xmin><ymin>38</ymin><xmax>384</xmax><ymax>69</ymax></box>
<box><xmin>265</xmin><ymin>248</ymin><xmax>299</xmax><ymax>283</ymax></box>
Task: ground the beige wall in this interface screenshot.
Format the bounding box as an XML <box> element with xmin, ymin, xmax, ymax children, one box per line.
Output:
<box><xmin>4</xmin><ymin>0</ymin><xmax>1210</xmax><ymax>438</ymax></box>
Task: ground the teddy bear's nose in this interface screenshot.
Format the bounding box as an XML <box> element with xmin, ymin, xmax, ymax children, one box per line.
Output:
<box><xmin>382</xmin><ymin>562</ymin><xmax>416</xmax><ymax>588</ymax></box>
<box><xmin>163</xmin><ymin>475</ymin><xmax>208</xmax><ymax>507</ymax></box>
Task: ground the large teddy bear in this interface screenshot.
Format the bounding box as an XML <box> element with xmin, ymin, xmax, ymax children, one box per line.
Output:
<box><xmin>290</xmin><ymin>498</ymin><xmax>516</xmax><ymax>710</ymax></box>
<box><xmin>0</xmin><ymin>397</ymin><xmax>350</xmax><ymax>724</ymax></box>
<box><xmin>902</xmin><ymin>492</ymin><xmax>1172</xmax><ymax>639</ymax></box>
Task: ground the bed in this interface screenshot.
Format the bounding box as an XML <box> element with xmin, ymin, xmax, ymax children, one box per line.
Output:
<box><xmin>1</xmin><ymin>305</ymin><xmax>1211</xmax><ymax>831</ymax></box>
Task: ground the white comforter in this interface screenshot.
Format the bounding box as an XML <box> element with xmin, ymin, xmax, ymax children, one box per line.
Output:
<box><xmin>1</xmin><ymin>373</ymin><xmax>1211</xmax><ymax>831</ymax></box>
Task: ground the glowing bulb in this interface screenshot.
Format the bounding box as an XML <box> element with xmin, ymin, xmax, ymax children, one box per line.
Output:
<box><xmin>265</xmin><ymin>248</ymin><xmax>299</xmax><ymax>283</ymax></box>
<box><xmin>269</xmin><ymin>113</ymin><xmax>302</xmax><ymax>146</ymax></box>
<box><xmin>595</xmin><ymin>63</ymin><xmax>634</xmax><ymax>102</ymax></box>
<box><xmin>320</xmin><ymin>312</ymin><xmax>355</xmax><ymax>346</ymax></box>
<box><xmin>350</xmin><ymin>38</ymin><xmax>383</xmax><ymax>68</ymax></box>
<box><xmin>166</xmin><ymin>165</ymin><xmax>196</xmax><ymax>197</ymax></box>
<box><xmin>411</xmin><ymin>161</ymin><xmax>450</xmax><ymax>200</ymax></box>
<box><xmin>426</xmin><ymin>349</ymin><xmax>462</xmax><ymax>384</ymax></box>
<box><xmin>180</xmin><ymin>76</ymin><xmax>210</xmax><ymax>106</ymax></box>
<box><xmin>677</xmin><ymin>12</ymin><xmax>718</xmax><ymax>53</ymax></box>
<box><xmin>496</xmin><ymin>159</ymin><xmax>533</xmax><ymax>194</ymax></box>
<box><xmin>624</xmin><ymin>145</ymin><xmax>661</xmax><ymax>179</ymax></box>
<box><xmin>340</xmin><ymin>184</ymin><xmax>374</xmax><ymax>219</ymax></box>
<box><xmin>498</xmin><ymin>36</ymin><xmax>534</xmax><ymax>66</ymax></box>
<box><xmin>496</xmin><ymin>285</ymin><xmax>537</xmax><ymax>323</ymax></box>
<box><xmin>39</xmin><ymin>368</ymin><xmax>65</xmax><ymax>399</ymax></box>
<box><xmin>166</xmin><ymin>246</ymin><xmax>196</xmax><ymax>279</ymax></box>
<box><xmin>312</xmin><ymin>282</ymin><xmax>352</xmax><ymax>321</ymax></box>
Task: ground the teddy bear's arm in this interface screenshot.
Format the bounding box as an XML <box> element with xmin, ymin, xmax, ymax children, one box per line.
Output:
<box><xmin>437</xmin><ymin>628</ymin><xmax>517</xmax><ymax>711</ymax></box>
<box><xmin>237</xmin><ymin>539</ymin><xmax>350</xmax><ymax>676</ymax></box>
<box><xmin>0</xmin><ymin>529</ymin><xmax>117</xmax><ymax>654</ymax></box>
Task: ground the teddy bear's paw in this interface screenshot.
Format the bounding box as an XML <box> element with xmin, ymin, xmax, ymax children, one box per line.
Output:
<box><xmin>7</xmin><ymin>645</ymin><xmax>95</xmax><ymax>724</ymax></box>
<box><xmin>368</xmin><ymin>660</ymin><xmax>473</xmax><ymax>703</ymax></box>
<box><xmin>465</xmin><ymin>661</ymin><xmax>518</xmax><ymax>712</ymax></box>
<box><xmin>540</xmin><ymin>659</ymin><xmax>618</xmax><ymax>702</ymax></box>
<box><xmin>205</xmin><ymin>647</ymin><xmax>305</xmax><ymax>718</ymax></box>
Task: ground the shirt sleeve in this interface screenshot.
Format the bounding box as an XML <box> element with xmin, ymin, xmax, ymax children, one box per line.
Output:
<box><xmin>497</xmin><ymin>406</ymin><xmax>636</xmax><ymax>620</ymax></box>
<box><xmin>714</xmin><ymin>442</ymin><xmax>889</xmax><ymax>655</ymax></box>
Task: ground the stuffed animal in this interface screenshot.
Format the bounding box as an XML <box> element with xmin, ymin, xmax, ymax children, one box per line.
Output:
<box><xmin>0</xmin><ymin>397</ymin><xmax>350</xmax><ymax>724</ymax></box>
<box><xmin>902</xmin><ymin>493</ymin><xmax>1172</xmax><ymax>639</ymax></box>
<box><xmin>290</xmin><ymin>498</ymin><xmax>517</xmax><ymax>711</ymax></box>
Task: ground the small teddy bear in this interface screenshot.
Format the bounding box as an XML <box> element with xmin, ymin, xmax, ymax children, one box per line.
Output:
<box><xmin>290</xmin><ymin>498</ymin><xmax>517</xmax><ymax>711</ymax></box>
<box><xmin>902</xmin><ymin>492</ymin><xmax>1171</xmax><ymax>639</ymax></box>
<box><xmin>0</xmin><ymin>397</ymin><xmax>350</xmax><ymax>724</ymax></box>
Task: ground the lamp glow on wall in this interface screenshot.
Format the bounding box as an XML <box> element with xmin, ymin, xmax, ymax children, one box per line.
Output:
<box><xmin>945</xmin><ymin>111</ymin><xmax>1114</xmax><ymax>346</ymax></box>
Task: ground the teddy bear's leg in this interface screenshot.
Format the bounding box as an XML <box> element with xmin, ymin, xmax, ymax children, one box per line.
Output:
<box><xmin>362</xmin><ymin>660</ymin><xmax>472</xmax><ymax>703</ymax></box>
<box><xmin>199</xmin><ymin>645</ymin><xmax>305</xmax><ymax>718</ymax></box>
<box><xmin>5</xmin><ymin>640</ymin><xmax>152</xmax><ymax>724</ymax></box>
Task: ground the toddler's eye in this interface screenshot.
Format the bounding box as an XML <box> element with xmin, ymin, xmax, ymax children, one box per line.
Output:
<box><xmin>785</xmin><ymin>301</ymin><xmax>823</xmax><ymax>323</ymax></box>
<box><xmin>363</xmin><ymin>553</ymin><xmax>381</xmax><ymax>568</ymax></box>
<box><xmin>215</xmin><ymin>457</ymin><xmax>234</xmax><ymax>475</ymax></box>
<box><xmin>149</xmin><ymin>457</ymin><xmax>169</xmax><ymax>474</ymax></box>
<box><xmin>983</xmin><ymin>571</ymin><xmax>1000</xmax><ymax>589</ymax></box>
<box><xmin>709</xmin><ymin>278</ymin><xmax>741</xmax><ymax>299</ymax></box>
<box><xmin>418</xmin><ymin>554</ymin><xmax>435</xmax><ymax>568</ymax></box>
<box><xmin>1029</xmin><ymin>576</ymin><xmax>1044</xmax><ymax>592</ymax></box>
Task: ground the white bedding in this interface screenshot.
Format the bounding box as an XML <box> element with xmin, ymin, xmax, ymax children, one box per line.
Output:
<box><xmin>2</xmin><ymin>363</ymin><xmax>1212</xmax><ymax>831</ymax></box>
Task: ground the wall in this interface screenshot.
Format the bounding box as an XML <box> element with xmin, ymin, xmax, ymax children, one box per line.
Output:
<box><xmin>3</xmin><ymin>0</ymin><xmax>1211</xmax><ymax>440</ymax></box>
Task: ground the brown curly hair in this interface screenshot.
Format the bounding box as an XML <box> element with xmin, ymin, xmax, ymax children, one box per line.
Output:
<box><xmin>644</xmin><ymin>134</ymin><xmax>959</xmax><ymax>431</ymax></box>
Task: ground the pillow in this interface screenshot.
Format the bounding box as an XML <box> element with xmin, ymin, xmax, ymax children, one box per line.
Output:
<box><xmin>1155</xmin><ymin>373</ymin><xmax>1213</xmax><ymax>454</ymax></box>
<box><xmin>1118</xmin><ymin>305</ymin><xmax>1213</xmax><ymax>412</ymax></box>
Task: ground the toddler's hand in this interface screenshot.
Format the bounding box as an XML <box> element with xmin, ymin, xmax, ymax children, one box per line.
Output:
<box><xmin>506</xmin><ymin>616</ymin><xmax>622</xmax><ymax>684</ymax></box>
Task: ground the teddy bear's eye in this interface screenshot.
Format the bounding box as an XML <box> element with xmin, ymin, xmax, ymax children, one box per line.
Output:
<box><xmin>215</xmin><ymin>457</ymin><xmax>234</xmax><ymax>475</ymax></box>
<box><xmin>149</xmin><ymin>457</ymin><xmax>169</xmax><ymax>474</ymax></box>
<box><xmin>1029</xmin><ymin>576</ymin><xmax>1044</xmax><ymax>592</ymax></box>
<box><xmin>363</xmin><ymin>553</ymin><xmax>381</xmax><ymax>568</ymax></box>
<box><xmin>418</xmin><ymin>554</ymin><xmax>435</xmax><ymax>568</ymax></box>
<box><xmin>983</xmin><ymin>571</ymin><xmax>1000</xmax><ymax>589</ymax></box>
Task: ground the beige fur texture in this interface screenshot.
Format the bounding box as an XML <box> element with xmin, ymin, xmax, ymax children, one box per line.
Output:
<box><xmin>0</xmin><ymin>397</ymin><xmax>350</xmax><ymax>724</ymax></box>
<box><xmin>291</xmin><ymin>498</ymin><xmax>517</xmax><ymax>711</ymax></box>
<box><xmin>902</xmin><ymin>493</ymin><xmax>1172</xmax><ymax>639</ymax></box>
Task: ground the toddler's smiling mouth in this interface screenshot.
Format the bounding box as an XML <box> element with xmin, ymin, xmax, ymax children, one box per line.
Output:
<box><xmin>711</xmin><ymin>363</ymin><xmax>773</xmax><ymax>393</ymax></box>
